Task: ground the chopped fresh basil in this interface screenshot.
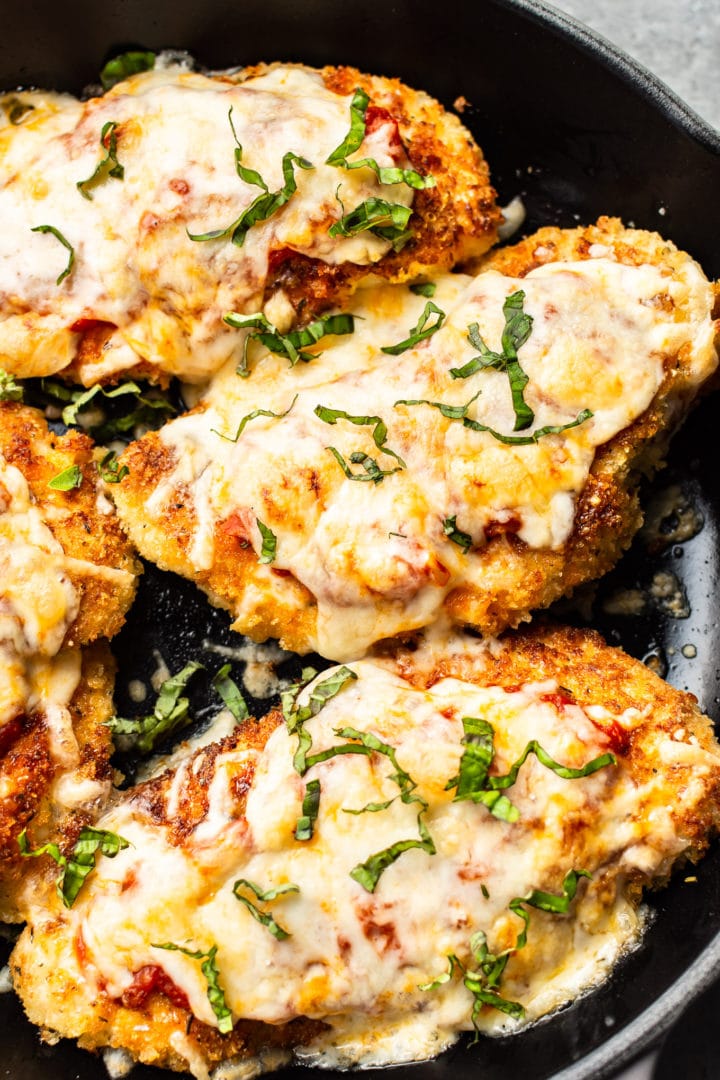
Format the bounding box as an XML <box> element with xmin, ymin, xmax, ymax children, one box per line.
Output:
<box><xmin>328</xmin><ymin>196</ymin><xmax>413</xmax><ymax>251</ymax></box>
<box><xmin>48</xmin><ymin>464</ymin><xmax>83</xmax><ymax>491</ymax></box>
<box><xmin>37</xmin><ymin>378</ymin><xmax>177</xmax><ymax>441</ymax></box>
<box><xmin>396</xmin><ymin>391</ymin><xmax>592</xmax><ymax>445</ymax></box>
<box><xmin>61</xmin><ymin>381</ymin><xmax>142</xmax><ymax>427</ymax></box>
<box><xmin>212</xmin><ymin>664</ymin><xmax>249</xmax><ymax>722</ymax></box>
<box><xmin>77</xmin><ymin>121</ymin><xmax>124</xmax><ymax>200</ymax></box>
<box><xmin>316</xmin><ymin>406</ymin><xmax>405</xmax><ymax>487</ymax></box>
<box><xmin>481</xmin><ymin>884</ymin><xmax>490</xmax><ymax>900</ymax></box>
<box><xmin>445</xmin><ymin>715</ymin><xmax>616</xmax><ymax>820</ymax></box>
<box><xmin>325</xmin><ymin>86</ymin><xmax>434</xmax><ymax>190</ymax></box>
<box><xmin>188</xmin><ymin>116</ymin><xmax>313</xmax><ymax>247</ymax></box>
<box><xmin>232</xmin><ymin>878</ymin><xmax>299</xmax><ymax>940</ymax></box>
<box><xmin>381</xmin><ymin>301</ymin><xmax>446</xmax><ymax>355</ymax></box>
<box><xmin>409</xmin><ymin>282</ymin><xmax>436</xmax><ymax>298</ymax></box>
<box><xmin>224</xmin><ymin>310</ymin><xmax>354</xmax><ymax>377</ymax></box>
<box><xmin>96</xmin><ymin>449</ymin><xmax>128</xmax><ymax>484</ymax></box>
<box><xmin>100</xmin><ymin>50</ymin><xmax>156</xmax><ymax>91</ymax></box>
<box><xmin>19</xmin><ymin>826</ymin><xmax>129</xmax><ymax>908</ymax></box>
<box><xmin>256</xmin><ymin>518</ymin><xmax>277</xmax><ymax>564</ymax></box>
<box><xmin>213</xmin><ymin>395</ymin><xmax>298</xmax><ymax>443</ymax></box>
<box><xmin>280</xmin><ymin>666</ymin><xmax>318</xmax><ymax>724</ymax></box>
<box><xmin>31</xmin><ymin>224</ymin><xmax>74</xmax><ymax>285</ymax></box>
<box><xmin>4</xmin><ymin>98</ymin><xmax>35</xmax><ymax>125</ymax></box>
<box><xmin>284</xmin><ymin>665</ymin><xmax>358</xmax><ymax>777</ymax></box>
<box><xmin>108</xmin><ymin>661</ymin><xmax>204</xmax><ymax>754</ymax></box>
<box><xmin>421</xmin><ymin>868</ymin><xmax>591</xmax><ymax>1031</ymax></box>
<box><xmin>152</xmin><ymin>943</ymin><xmax>232</xmax><ymax>1032</ymax></box>
<box><xmin>394</xmin><ymin>390</ymin><xmax>481</xmax><ymax>421</ymax></box>
<box><xmin>449</xmin><ymin>290</ymin><xmax>534</xmax><ymax>431</ymax></box>
<box><xmin>295</xmin><ymin>778</ymin><xmax>321</xmax><ymax>841</ymax></box>
<box><xmin>443</xmin><ymin>515</ymin><xmax>472</xmax><ymax>554</ymax></box>
<box><xmin>0</xmin><ymin>370</ymin><xmax>24</xmax><ymax>402</ymax></box>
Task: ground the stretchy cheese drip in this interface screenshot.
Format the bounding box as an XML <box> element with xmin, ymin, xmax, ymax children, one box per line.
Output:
<box><xmin>146</xmin><ymin>255</ymin><xmax>717</xmax><ymax>660</ymax></box>
<box><xmin>0</xmin><ymin>454</ymin><xmax>79</xmax><ymax>726</ymax></box>
<box><xmin>41</xmin><ymin>651</ymin><xmax>714</xmax><ymax>1068</ymax></box>
<box><xmin>0</xmin><ymin>65</ymin><xmax>414</xmax><ymax>382</ymax></box>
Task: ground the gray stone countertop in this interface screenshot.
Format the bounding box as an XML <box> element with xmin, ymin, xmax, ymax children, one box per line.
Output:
<box><xmin>548</xmin><ymin>0</ymin><xmax>720</xmax><ymax>131</ymax></box>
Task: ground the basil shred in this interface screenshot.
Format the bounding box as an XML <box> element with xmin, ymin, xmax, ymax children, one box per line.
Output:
<box><xmin>212</xmin><ymin>664</ymin><xmax>249</xmax><ymax>722</ymax></box>
<box><xmin>0</xmin><ymin>369</ymin><xmax>23</xmax><ymax>402</ymax></box>
<box><xmin>31</xmin><ymin>224</ymin><xmax>74</xmax><ymax>285</ymax></box>
<box><xmin>108</xmin><ymin>661</ymin><xmax>204</xmax><ymax>754</ymax></box>
<box><xmin>18</xmin><ymin>826</ymin><xmax>129</xmax><ymax>908</ymax></box>
<box><xmin>32</xmin><ymin>377</ymin><xmax>176</xmax><ymax>442</ymax></box>
<box><xmin>47</xmin><ymin>464</ymin><xmax>83</xmax><ymax>491</ymax></box>
<box><xmin>445</xmin><ymin>715</ymin><xmax>616</xmax><ymax>822</ymax></box>
<box><xmin>189</xmin><ymin>108</ymin><xmax>312</xmax><ymax>246</ymax></box>
<box><xmin>152</xmin><ymin>943</ymin><xmax>232</xmax><ymax>1033</ymax></box>
<box><xmin>77</xmin><ymin>121</ymin><xmax>124</xmax><ymax>200</ymax></box>
<box><xmin>421</xmin><ymin>869</ymin><xmax>591</xmax><ymax>1028</ymax></box>
<box><xmin>96</xmin><ymin>449</ymin><xmax>129</xmax><ymax>484</ymax></box>
<box><xmin>443</xmin><ymin>515</ymin><xmax>472</xmax><ymax>554</ymax></box>
<box><xmin>256</xmin><ymin>518</ymin><xmax>277</xmax><ymax>564</ymax></box>
<box><xmin>232</xmin><ymin>878</ymin><xmax>299</xmax><ymax>940</ymax></box>
<box><xmin>223</xmin><ymin>310</ymin><xmax>354</xmax><ymax>377</ymax></box>
<box><xmin>100</xmin><ymin>50</ymin><xmax>156</xmax><ymax>91</ymax></box>
<box><xmin>315</xmin><ymin>405</ymin><xmax>406</xmax><ymax>485</ymax></box>
<box><xmin>328</xmin><ymin>196</ymin><xmax>413</xmax><ymax>251</ymax></box>
<box><xmin>381</xmin><ymin>301</ymin><xmax>446</xmax><ymax>355</ymax></box>
<box><xmin>213</xmin><ymin>395</ymin><xmax>298</xmax><ymax>443</ymax></box>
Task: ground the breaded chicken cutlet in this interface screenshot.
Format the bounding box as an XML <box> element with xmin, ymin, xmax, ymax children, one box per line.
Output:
<box><xmin>113</xmin><ymin>217</ymin><xmax>719</xmax><ymax>662</ymax></box>
<box><xmin>0</xmin><ymin>59</ymin><xmax>500</xmax><ymax>385</ymax></box>
<box><xmin>11</xmin><ymin>625</ymin><xmax>720</xmax><ymax>1075</ymax></box>
<box><xmin>0</xmin><ymin>403</ymin><xmax>139</xmax><ymax>917</ymax></box>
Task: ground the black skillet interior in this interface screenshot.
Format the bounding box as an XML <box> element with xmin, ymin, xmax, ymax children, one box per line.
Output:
<box><xmin>1</xmin><ymin>1</ymin><xmax>720</xmax><ymax>1078</ymax></box>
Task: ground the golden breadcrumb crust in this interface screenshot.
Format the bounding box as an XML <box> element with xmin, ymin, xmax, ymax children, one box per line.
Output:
<box><xmin>112</xmin><ymin>218</ymin><xmax>719</xmax><ymax>654</ymax></box>
<box><xmin>10</xmin><ymin>625</ymin><xmax>720</xmax><ymax>1072</ymax></box>
<box><xmin>0</xmin><ymin>642</ymin><xmax>116</xmax><ymax>921</ymax></box>
<box><xmin>0</xmin><ymin>402</ymin><xmax>140</xmax><ymax>644</ymax></box>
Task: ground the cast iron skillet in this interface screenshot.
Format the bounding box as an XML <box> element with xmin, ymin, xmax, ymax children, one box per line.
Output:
<box><xmin>1</xmin><ymin>1</ymin><xmax>720</xmax><ymax>1077</ymax></box>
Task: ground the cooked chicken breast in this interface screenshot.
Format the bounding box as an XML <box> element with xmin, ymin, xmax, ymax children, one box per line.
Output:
<box><xmin>113</xmin><ymin>218</ymin><xmax>718</xmax><ymax>661</ymax></box>
<box><xmin>11</xmin><ymin>625</ymin><xmax>720</xmax><ymax>1075</ymax></box>
<box><xmin>0</xmin><ymin>59</ymin><xmax>499</xmax><ymax>385</ymax></box>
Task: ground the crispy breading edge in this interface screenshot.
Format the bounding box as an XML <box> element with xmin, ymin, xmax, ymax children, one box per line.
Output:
<box><xmin>0</xmin><ymin>402</ymin><xmax>140</xmax><ymax>645</ymax></box>
<box><xmin>112</xmin><ymin>218</ymin><xmax>719</xmax><ymax>654</ymax></box>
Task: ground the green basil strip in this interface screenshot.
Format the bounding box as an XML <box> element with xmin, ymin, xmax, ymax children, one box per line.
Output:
<box><xmin>0</xmin><ymin>370</ymin><xmax>23</xmax><ymax>402</ymax></box>
<box><xmin>443</xmin><ymin>515</ymin><xmax>472</xmax><ymax>554</ymax></box>
<box><xmin>108</xmin><ymin>661</ymin><xmax>204</xmax><ymax>754</ymax></box>
<box><xmin>409</xmin><ymin>282</ymin><xmax>436</xmax><ymax>297</ymax></box>
<box><xmin>286</xmin><ymin>666</ymin><xmax>358</xmax><ymax>775</ymax></box>
<box><xmin>328</xmin><ymin>196</ymin><xmax>413</xmax><ymax>251</ymax></box>
<box><xmin>152</xmin><ymin>943</ymin><xmax>232</xmax><ymax>1033</ymax></box>
<box><xmin>77</xmin><ymin>121</ymin><xmax>124</xmax><ymax>200</ymax></box>
<box><xmin>315</xmin><ymin>405</ymin><xmax>406</xmax><ymax>467</ymax></box>
<box><xmin>212</xmin><ymin>664</ymin><xmax>249</xmax><ymax>722</ymax></box>
<box><xmin>450</xmin><ymin>290</ymin><xmax>535</xmax><ymax>432</ymax></box>
<box><xmin>100</xmin><ymin>50</ymin><xmax>156</xmax><ymax>91</ymax></box>
<box><xmin>227</xmin><ymin>107</ymin><xmax>269</xmax><ymax>191</ymax></box>
<box><xmin>325</xmin><ymin>86</ymin><xmax>434</xmax><ymax>190</ymax></box>
<box><xmin>281</xmin><ymin>666</ymin><xmax>318</xmax><ymax>724</ymax></box>
<box><xmin>48</xmin><ymin>464</ymin><xmax>83</xmax><ymax>491</ymax></box>
<box><xmin>31</xmin><ymin>225</ymin><xmax>74</xmax><ymax>285</ymax></box>
<box><xmin>19</xmin><ymin>826</ymin><xmax>129</xmax><ymax>908</ymax></box>
<box><xmin>256</xmin><ymin>518</ymin><xmax>277</xmax><ymax>564</ymax></box>
<box><xmin>327</xmin><ymin>447</ymin><xmax>403</xmax><ymax>485</ymax></box>
<box><xmin>350</xmin><ymin>833</ymin><xmax>436</xmax><ymax>893</ymax></box>
<box><xmin>394</xmin><ymin>390</ymin><xmax>481</xmax><ymax>421</ymax></box>
<box><xmin>462</xmin><ymin>409</ymin><xmax>593</xmax><ymax>445</ymax></box>
<box><xmin>381</xmin><ymin>301</ymin><xmax>446</xmax><ymax>355</ymax></box>
<box><xmin>445</xmin><ymin>715</ymin><xmax>616</xmax><ymax>821</ymax></box>
<box><xmin>508</xmin><ymin>868</ymin><xmax>592</xmax><ymax>945</ymax></box>
<box><xmin>60</xmin><ymin>380</ymin><xmax>142</xmax><ymax>427</ymax></box>
<box><xmin>295</xmin><ymin>778</ymin><xmax>321</xmax><ymax>841</ymax></box>
<box><xmin>232</xmin><ymin>879</ymin><xmax>299</xmax><ymax>940</ymax></box>
<box><xmin>96</xmin><ymin>450</ymin><xmax>128</xmax><ymax>484</ymax></box>
<box><xmin>188</xmin><ymin>142</ymin><xmax>313</xmax><ymax>246</ymax></box>
<box><xmin>224</xmin><ymin>311</ymin><xmax>354</xmax><ymax>376</ymax></box>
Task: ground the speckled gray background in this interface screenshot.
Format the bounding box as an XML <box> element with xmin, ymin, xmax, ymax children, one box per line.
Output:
<box><xmin>550</xmin><ymin>0</ymin><xmax>720</xmax><ymax>130</ymax></box>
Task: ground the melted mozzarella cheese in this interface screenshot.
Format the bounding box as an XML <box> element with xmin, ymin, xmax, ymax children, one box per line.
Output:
<box><xmin>0</xmin><ymin>65</ymin><xmax>415</xmax><ymax>383</ymax></box>
<box><xmin>144</xmin><ymin>255</ymin><xmax>717</xmax><ymax>660</ymax></box>
<box><xmin>40</xmin><ymin>651</ymin><xmax>713</xmax><ymax>1070</ymax></box>
<box><xmin>0</xmin><ymin>454</ymin><xmax>79</xmax><ymax>727</ymax></box>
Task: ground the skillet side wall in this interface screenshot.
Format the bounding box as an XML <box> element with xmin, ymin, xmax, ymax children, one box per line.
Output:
<box><xmin>0</xmin><ymin>2</ymin><xmax>719</xmax><ymax>1079</ymax></box>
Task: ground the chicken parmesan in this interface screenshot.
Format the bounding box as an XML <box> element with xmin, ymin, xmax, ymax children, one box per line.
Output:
<box><xmin>113</xmin><ymin>218</ymin><xmax>719</xmax><ymax>661</ymax></box>
<box><xmin>0</xmin><ymin>402</ymin><xmax>139</xmax><ymax>917</ymax></box>
<box><xmin>0</xmin><ymin>57</ymin><xmax>499</xmax><ymax>385</ymax></box>
<box><xmin>11</xmin><ymin>625</ymin><xmax>720</xmax><ymax>1076</ymax></box>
